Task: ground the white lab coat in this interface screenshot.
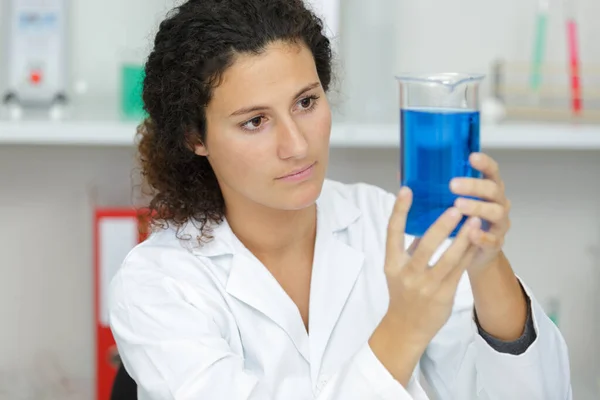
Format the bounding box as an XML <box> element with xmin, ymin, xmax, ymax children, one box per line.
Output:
<box><xmin>109</xmin><ymin>179</ymin><xmax>572</xmax><ymax>400</ymax></box>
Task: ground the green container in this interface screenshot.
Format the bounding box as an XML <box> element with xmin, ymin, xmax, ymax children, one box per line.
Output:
<box><xmin>120</xmin><ymin>63</ymin><xmax>146</xmax><ymax>120</ymax></box>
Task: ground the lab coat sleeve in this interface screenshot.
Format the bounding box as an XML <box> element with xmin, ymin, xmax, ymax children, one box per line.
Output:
<box><xmin>420</xmin><ymin>273</ymin><xmax>573</xmax><ymax>400</ymax></box>
<box><xmin>109</xmin><ymin>254</ymin><xmax>415</xmax><ymax>400</ymax></box>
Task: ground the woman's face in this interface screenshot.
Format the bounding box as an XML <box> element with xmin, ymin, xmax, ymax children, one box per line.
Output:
<box><xmin>197</xmin><ymin>40</ymin><xmax>331</xmax><ymax>212</ymax></box>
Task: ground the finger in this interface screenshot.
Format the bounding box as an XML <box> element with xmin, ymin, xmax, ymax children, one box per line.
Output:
<box><xmin>470</xmin><ymin>153</ymin><xmax>501</xmax><ymax>183</ymax></box>
<box><xmin>410</xmin><ymin>207</ymin><xmax>463</xmax><ymax>270</ymax></box>
<box><xmin>385</xmin><ymin>187</ymin><xmax>412</xmax><ymax>262</ymax></box>
<box><xmin>454</xmin><ymin>198</ymin><xmax>505</xmax><ymax>224</ymax></box>
<box><xmin>450</xmin><ymin>178</ymin><xmax>504</xmax><ymax>202</ymax></box>
<box><xmin>430</xmin><ymin>217</ymin><xmax>481</xmax><ymax>281</ymax></box>
<box><xmin>443</xmin><ymin>245</ymin><xmax>478</xmax><ymax>288</ymax></box>
<box><xmin>470</xmin><ymin>229</ymin><xmax>505</xmax><ymax>250</ymax></box>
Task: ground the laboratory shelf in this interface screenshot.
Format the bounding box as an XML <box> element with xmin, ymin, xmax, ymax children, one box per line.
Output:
<box><xmin>1</xmin><ymin>112</ymin><xmax>600</xmax><ymax>150</ymax></box>
<box><xmin>329</xmin><ymin>123</ymin><xmax>600</xmax><ymax>150</ymax></box>
<box><xmin>0</xmin><ymin>119</ymin><xmax>140</xmax><ymax>146</ymax></box>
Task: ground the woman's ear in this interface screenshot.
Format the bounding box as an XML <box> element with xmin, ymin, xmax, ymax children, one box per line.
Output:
<box><xmin>194</xmin><ymin>143</ymin><xmax>209</xmax><ymax>156</ymax></box>
<box><xmin>185</xmin><ymin>130</ymin><xmax>208</xmax><ymax>156</ymax></box>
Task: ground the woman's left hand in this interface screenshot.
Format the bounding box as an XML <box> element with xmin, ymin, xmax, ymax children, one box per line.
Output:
<box><xmin>450</xmin><ymin>153</ymin><xmax>511</xmax><ymax>272</ymax></box>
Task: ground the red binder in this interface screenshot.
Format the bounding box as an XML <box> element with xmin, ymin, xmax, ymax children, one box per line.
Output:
<box><xmin>93</xmin><ymin>208</ymin><xmax>150</xmax><ymax>400</ymax></box>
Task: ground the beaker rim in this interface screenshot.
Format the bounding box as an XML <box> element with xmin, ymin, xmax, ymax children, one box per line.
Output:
<box><xmin>395</xmin><ymin>72</ymin><xmax>485</xmax><ymax>88</ymax></box>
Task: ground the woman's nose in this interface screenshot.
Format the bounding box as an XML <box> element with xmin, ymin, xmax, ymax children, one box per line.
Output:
<box><xmin>277</xmin><ymin>120</ymin><xmax>309</xmax><ymax>160</ymax></box>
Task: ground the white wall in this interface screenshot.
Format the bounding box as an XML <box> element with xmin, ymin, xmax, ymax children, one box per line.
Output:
<box><xmin>1</xmin><ymin>0</ymin><xmax>599</xmax><ymax>398</ymax></box>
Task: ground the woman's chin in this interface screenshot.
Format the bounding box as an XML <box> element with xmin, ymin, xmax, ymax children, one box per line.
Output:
<box><xmin>279</xmin><ymin>179</ymin><xmax>324</xmax><ymax>211</ymax></box>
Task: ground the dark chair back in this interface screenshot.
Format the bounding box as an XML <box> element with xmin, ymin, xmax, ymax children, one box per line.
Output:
<box><xmin>110</xmin><ymin>364</ymin><xmax>137</xmax><ymax>400</ymax></box>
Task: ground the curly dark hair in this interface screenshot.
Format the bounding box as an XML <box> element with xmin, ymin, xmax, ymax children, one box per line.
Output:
<box><xmin>137</xmin><ymin>0</ymin><xmax>333</xmax><ymax>242</ymax></box>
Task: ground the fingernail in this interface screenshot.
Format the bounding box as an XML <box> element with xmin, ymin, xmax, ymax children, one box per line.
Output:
<box><xmin>450</xmin><ymin>179</ymin><xmax>461</xmax><ymax>191</ymax></box>
<box><xmin>448</xmin><ymin>207</ymin><xmax>460</xmax><ymax>218</ymax></box>
<box><xmin>455</xmin><ymin>198</ymin><xmax>466</xmax><ymax>208</ymax></box>
<box><xmin>468</xmin><ymin>217</ymin><xmax>481</xmax><ymax>228</ymax></box>
<box><xmin>471</xmin><ymin>153</ymin><xmax>482</xmax><ymax>162</ymax></box>
<box><xmin>399</xmin><ymin>186</ymin><xmax>410</xmax><ymax>197</ymax></box>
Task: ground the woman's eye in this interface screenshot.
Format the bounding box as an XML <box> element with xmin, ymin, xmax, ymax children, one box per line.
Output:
<box><xmin>249</xmin><ymin>117</ymin><xmax>262</xmax><ymax>127</ymax></box>
<box><xmin>295</xmin><ymin>95</ymin><xmax>319</xmax><ymax>112</ymax></box>
<box><xmin>242</xmin><ymin>116</ymin><xmax>264</xmax><ymax>131</ymax></box>
<box><xmin>299</xmin><ymin>97</ymin><xmax>312</xmax><ymax>109</ymax></box>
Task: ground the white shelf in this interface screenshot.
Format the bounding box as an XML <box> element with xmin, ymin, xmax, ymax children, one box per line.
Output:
<box><xmin>330</xmin><ymin>123</ymin><xmax>600</xmax><ymax>150</ymax></box>
<box><xmin>0</xmin><ymin>119</ymin><xmax>140</xmax><ymax>146</ymax></box>
<box><xmin>1</xmin><ymin>114</ymin><xmax>600</xmax><ymax>150</ymax></box>
<box><xmin>483</xmin><ymin>124</ymin><xmax>600</xmax><ymax>150</ymax></box>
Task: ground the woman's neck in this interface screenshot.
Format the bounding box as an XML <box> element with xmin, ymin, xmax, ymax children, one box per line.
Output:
<box><xmin>224</xmin><ymin>199</ymin><xmax>317</xmax><ymax>262</ymax></box>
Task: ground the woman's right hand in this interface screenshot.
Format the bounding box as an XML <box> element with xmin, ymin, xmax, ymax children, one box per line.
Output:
<box><xmin>369</xmin><ymin>186</ymin><xmax>481</xmax><ymax>386</ymax></box>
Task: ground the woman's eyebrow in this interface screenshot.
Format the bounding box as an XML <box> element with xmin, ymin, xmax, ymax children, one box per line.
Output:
<box><xmin>229</xmin><ymin>82</ymin><xmax>321</xmax><ymax>117</ymax></box>
<box><xmin>292</xmin><ymin>81</ymin><xmax>321</xmax><ymax>99</ymax></box>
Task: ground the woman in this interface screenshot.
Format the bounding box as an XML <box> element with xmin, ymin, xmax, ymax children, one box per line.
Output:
<box><xmin>108</xmin><ymin>0</ymin><xmax>572</xmax><ymax>399</ymax></box>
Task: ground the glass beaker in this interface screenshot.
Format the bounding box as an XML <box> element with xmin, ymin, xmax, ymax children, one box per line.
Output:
<box><xmin>396</xmin><ymin>73</ymin><xmax>485</xmax><ymax>238</ymax></box>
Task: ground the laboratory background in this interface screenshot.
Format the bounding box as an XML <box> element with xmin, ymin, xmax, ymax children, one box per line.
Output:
<box><xmin>0</xmin><ymin>0</ymin><xmax>599</xmax><ymax>398</ymax></box>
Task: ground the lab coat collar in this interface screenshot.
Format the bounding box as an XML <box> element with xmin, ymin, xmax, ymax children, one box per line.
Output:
<box><xmin>184</xmin><ymin>180</ymin><xmax>362</xmax><ymax>258</ymax></box>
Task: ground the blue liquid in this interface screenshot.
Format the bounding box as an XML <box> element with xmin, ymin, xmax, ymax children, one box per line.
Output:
<box><xmin>401</xmin><ymin>108</ymin><xmax>481</xmax><ymax>237</ymax></box>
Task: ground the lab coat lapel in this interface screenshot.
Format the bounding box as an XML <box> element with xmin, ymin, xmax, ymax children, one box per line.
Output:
<box><xmin>193</xmin><ymin>217</ymin><xmax>311</xmax><ymax>361</ymax></box>
<box><xmin>193</xmin><ymin>180</ymin><xmax>364</xmax><ymax>375</ymax></box>
<box><xmin>309</xmin><ymin>186</ymin><xmax>364</xmax><ymax>383</ymax></box>
<box><xmin>226</xmin><ymin>249</ymin><xmax>310</xmax><ymax>362</ymax></box>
